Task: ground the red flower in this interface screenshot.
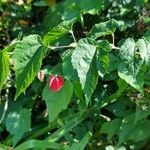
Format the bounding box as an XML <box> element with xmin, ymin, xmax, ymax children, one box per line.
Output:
<box><xmin>49</xmin><ymin>75</ymin><xmax>64</xmax><ymax>92</ymax></box>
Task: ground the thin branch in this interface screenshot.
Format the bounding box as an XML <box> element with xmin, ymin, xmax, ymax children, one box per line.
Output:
<box><xmin>110</xmin><ymin>43</ymin><xmax>120</xmax><ymax>50</ymax></box>
<box><xmin>70</xmin><ymin>30</ymin><xmax>77</xmax><ymax>44</ymax></box>
<box><xmin>51</xmin><ymin>45</ymin><xmax>74</xmax><ymax>50</ymax></box>
<box><xmin>112</xmin><ymin>33</ymin><xmax>115</xmax><ymax>45</ymax></box>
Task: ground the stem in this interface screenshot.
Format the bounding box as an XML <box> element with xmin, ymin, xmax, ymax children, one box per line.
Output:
<box><xmin>70</xmin><ymin>30</ymin><xmax>77</xmax><ymax>44</ymax></box>
<box><xmin>51</xmin><ymin>45</ymin><xmax>74</xmax><ymax>50</ymax></box>
<box><xmin>112</xmin><ymin>33</ymin><xmax>115</xmax><ymax>45</ymax></box>
<box><xmin>47</xmin><ymin>107</ymin><xmax>94</xmax><ymax>143</ymax></box>
<box><xmin>110</xmin><ymin>43</ymin><xmax>120</xmax><ymax>50</ymax></box>
<box><xmin>26</xmin><ymin>122</ymin><xmax>57</xmax><ymax>141</ymax></box>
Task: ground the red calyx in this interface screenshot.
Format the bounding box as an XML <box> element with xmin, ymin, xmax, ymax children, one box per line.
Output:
<box><xmin>49</xmin><ymin>75</ymin><xmax>64</xmax><ymax>92</ymax></box>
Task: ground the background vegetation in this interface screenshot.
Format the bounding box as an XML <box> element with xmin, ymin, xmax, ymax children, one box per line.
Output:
<box><xmin>0</xmin><ymin>0</ymin><xmax>150</xmax><ymax>149</ymax></box>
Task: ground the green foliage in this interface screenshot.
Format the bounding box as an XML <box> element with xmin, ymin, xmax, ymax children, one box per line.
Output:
<box><xmin>87</xmin><ymin>19</ymin><xmax>118</xmax><ymax>39</ymax></box>
<box><xmin>6</xmin><ymin>109</ymin><xmax>31</xmax><ymax>146</ymax></box>
<box><xmin>96</xmin><ymin>40</ymin><xmax>111</xmax><ymax>77</ymax></box>
<box><xmin>12</xmin><ymin>35</ymin><xmax>46</xmax><ymax>99</ymax></box>
<box><xmin>118</xmin><ymin>38</ymin><xmax>146</xmax><ymax>92</ymax></box>
<box><xmin>0</xmin><ymin>50</ymin><xmax>10</xmax><ymax>89</ymax></box>
<box><xmin>65</xmin><ymin>132</ymin><xmax>92</xmax><ymax>150</ymax></box>
<box><xmin>71</xmin><ymin>38</ymin><xmax>98</xmax><ymax>105</ymax></box>
<box><xmin>42</xmin><ymin>80</ymin><xmax>73</xmax><ymax>122</ymax></box>
<box><xmin>137</xmin><ymin>37</ymin><xmax>150</xmax><ymax>67</ymax></box>
<box><xmin>0</xmin><ymin>0</ymin><xmax>150</xmax><ymax>149</ymax></box>
<box><xmin>43</xmin><ymin>20</ymin><xmax>74</xmax><ymax>46</ymax></box>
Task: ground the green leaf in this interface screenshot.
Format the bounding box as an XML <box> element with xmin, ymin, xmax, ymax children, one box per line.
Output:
<box><xmin>14</xmin><ymin>140</ymin><xmax>64</xmax><ymax>150</ymax></box>
<box><xmin>135</xmin><ymin>106</ymin><xmax>150</xmax><ymax>123</ymax></box>
<box><xmin>63</xmin><ymin>0</ymin><xmax>81</xmax><ymax>20</ymax></box>
<box><xmin>100</xmin><ymin>118</ymin><xmax>122</xmax><ymax>140</ymax></box>
<box><xmin>63</xmin><ymin>0</ymin><xmax>110</xmax><ymax>20</ymax></box>
<box><xmin>96</xmin><ymin>40</ymin><xmax>111</xmax><ymax>77</ymax></box>
<box><xmin>65</xmin><ymin>132</ymin><xmax>92</xmax><ymax>150</ymax></box>
<box><xmin>6</xmin><ymin>109</ymin><xmax>31</xmax><ymax>146</ymax></box>
<box><xmin>117</xmin><ymin>114</ymin><xmax>135</xmax><ymax>146</ymax></box>
<box><xmin>0</xmin><ymin>144</ymin><xmax>10</xmax><ymax>150</ymax></box>
<box><xmin>71</xmin><ymin>38</ymin><xmax>98</xmax><ymax>105</ymax></box>
<box><xmin>87</xmin><ymin>19</ymin><xmax>118</xmax><ymax>39</ymax></box>
<box><xmin>0</xmin><ymin>50</ymin><xmax>10</xmax><ymax>89</ymax></box>
<box><xmin>47</xmin><ymin>109</ymin><xmax>91</xmax><ymax>143</ymax></box>
<box><xmin>80</xmin><ymin>0</ymin><xmax>108</xmax><ymax>15</ymax></box>
<box><xmin>33</xmin><ymin>1</ymin><xmax>48</xmax><ymax>6</ymax></box>
<box><xmin>42</xmin><ymin>80</ymin><xmax>73</xmax><ymax>122</ymax></box>
<box><xmin>43</xmin><ymin>20</ymin><xmax>74</xmax><ymax>46</ymax></box>
<box><xmin>100</xmin><ymin>79</ymin><xmax>128</xmax><ymax>108</ymax></box>
<box><xmin>118</xmin><ymin>38</ymin><xmax>146</xmax><ymax>92</ymax></box>
<box><xmin>136</xmin><ymin>37</ymin><xmax>150</xmax><ymax>67</ymax></box>
<box><xmin>12</xmin><ymin>35</ymin><xmax>46</xmax><ymax>99</ymax></box>
<box><xmin>129</xmin><ymin>120</ymin><xmax>150</xmax><ymax>142</ymax></box>
<box><xmin>73</xmin><ymin>80</ymin><xmax>84</xmax><ymax>101</ymax></box>
<box><xmin>3</xmin><ymin>39</ymin><xmax>20</xmax><ymax>52</ymax></box>
<box><xmin>62</xmin><ymin>50</ymin><xmax>78</xmax><ymax>80</ymax></box>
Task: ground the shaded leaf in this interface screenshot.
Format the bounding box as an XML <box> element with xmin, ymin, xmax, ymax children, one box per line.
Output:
<box><xmin>80</xmin><ymin>0</ymin><xmax>109</xmax><ymax>15</ymax></box>
<box><xmin>15</xmin><ymin>140</ymin><xmax>64</xmax><ymax>150</ymax></box>
<box><xmin>129</xmin><ymin>120</ymin><xmax>150</xmax><ymax>142</ymax></box>
<box><xmin>6</xmin><ymin>109</ymin><xmax>31</xmax><ymax>146</ymax></box>
<box><xmin>135</xmin><ymin>106</ymin><xmax>150</xmax><ymax>123</ymax></box>
<box><xmin>63</xmin><ymin>0</ymin><xmax>81</xmax><ymax>20</ymax></box>
<box><xmin>101</xmin><ymin>118</ymin><xmax>122</xmax><ymax>140</ymax></box>
<box><xmin>96</xmin><ymin>40</ymin><xmax>111</xmax><ymax>77</ymax></box>
<box><xmin>65</xmin><ymin>132</ymin><xmax>92</xmax><ymax>150</ymax></box>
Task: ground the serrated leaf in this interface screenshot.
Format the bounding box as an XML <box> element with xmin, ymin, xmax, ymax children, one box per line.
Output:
<box><xmin>87</xmin><ymin>19</ymin><xmax>118</xmax><ymax>39</ymax></box>
<box><xmin>118</xmin><ymin>38</ymin><xmax>146</xmax><ymax>92</ymax></box>
<box><xmin>62</xmin><ymin>50</ymin><xmax>78</xmax><ymax>80</ymax></box>
<box><xmin>12</xmin><ymin>35</ymin><xmax>46</xmax><ymax>99</ymax></box>
<box><xmin>43</xmin><ymin>20</ymin><xmax>74</xmax><ymax>46</ymax></box>
<box><xmin>71</xmin><ymin>38</ymin><xmax>98</xmax><ymax>105</ymax></box>
<box><xmin>0</xmin><ymin>50</ymin><xmax>10</xmax><ymax>89</ymax></box>
<box><xmin>96</xmin><ymin>40</ymin><xmax>111</xmax><ymax>77</ymax></box>
<box><xmin>6</xmin><ymin>108</ymin><xmax>31</xmax><ymax>146</ymax></box>
<box><xmin>136</xmin><ymin>37</ymin><xmax>150</xmax><ymax>67</ymax></box>
<box><xmin>42</xmin><ymin>80</ymin><xmax>73</xmax><ymax>122</ymax></box>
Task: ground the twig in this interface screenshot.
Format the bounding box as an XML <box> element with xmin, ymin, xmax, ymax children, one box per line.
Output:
<box><xmin>112</xmin><ymin>33</ymin><xmax>115</xmax><ymax>45</ymax></box>
<box><xmin>70</xmin><ymin>30</ymin><xmax>77</xmax><ymax>44</ymax></box>
<box><xmin>110</xmin><ymin>43</ymin><xmax>120</xmax><ymax>50</ymax></box>
<box><xmin>51</xmin><ymin>45</ymin><xmax>74</xmax><ymax>50</ymax></box>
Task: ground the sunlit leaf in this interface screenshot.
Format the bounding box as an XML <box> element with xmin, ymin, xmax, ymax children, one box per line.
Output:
<box><xmin>12</xmin><ymin>35</ymin><xmax>46</xmax><ymax>99</ymax></box>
